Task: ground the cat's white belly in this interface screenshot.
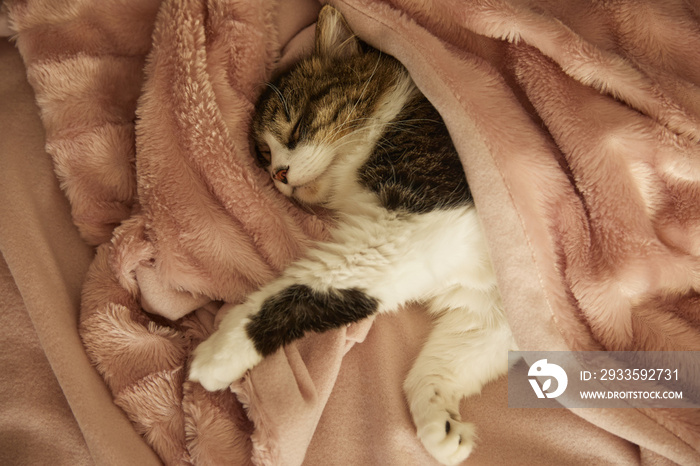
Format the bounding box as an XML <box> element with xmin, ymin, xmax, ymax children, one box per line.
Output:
<box><xmin>284</xmin><ymin>202</ymin><xmax>498</xmax><ymax>314</ymax></box>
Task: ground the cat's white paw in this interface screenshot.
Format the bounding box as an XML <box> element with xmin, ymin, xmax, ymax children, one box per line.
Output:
<box><xmin>416</xmin><ymin>411</ymin><xmax>475</xmax><ymax>465</ymax></box>
<box><xmin>189</xmin><ymin>318</ymin><xmax>262</xmax><ymax>391</ymax></box>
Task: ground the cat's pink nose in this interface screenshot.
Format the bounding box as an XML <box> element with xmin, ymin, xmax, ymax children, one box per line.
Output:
<box><xmin>273</xmin><ymin>167</ymin><xmax>288</xmax><ymax>184</ymax></box>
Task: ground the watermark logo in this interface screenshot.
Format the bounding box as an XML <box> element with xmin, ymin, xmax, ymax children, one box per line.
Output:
<box><xmin>527</xmin><ymin>359</ymin><xmax>568</xmax><ymax>398</ymax></box>
<box><xmin>509</xmin><ymin>352</ymin><xmax>698</xmax><ymax>408</ymax></box>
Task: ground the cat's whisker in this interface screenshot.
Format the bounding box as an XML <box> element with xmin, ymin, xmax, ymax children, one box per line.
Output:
<box><xmin>319</xmin><ymin>119</ymin><xmax>369</xmax><ymax>143</ymax></box>
<box><xmin>337</xmin><ymin>50</ymin><xmax>383</xmax><ymax>139</ymax></box>
<box><xmin>383</xmin><ymin>119</ymin><xmax>443</xmax><ymax>132</ymax></box>
<box><xmin>265</xmin><ymin>82</ymin><xmax>291</xmax><ymax>120</ymax></box>
<box><xmin>324</xmin><ymin>116</ymin><xmax>438</xmax><ymax>150</ymax></box>
<box><xmin>330</xmin><ymin>117</ymin><xmax>396</xmax><ymax>137</ymax></box>
<box><xmin>373</xmin><ymin>137</ymin><xmax>396</xmax><ymax>155</ymax></box>
<box><xmin>392</xmin><ymin>118</ymin><xmax>442</xmax><ymax>125</ymax></box>
<box><xmin>317</xmin><ymin>118</ymin><xmax>382</xmax><ymax>148</ymax></box>
<box><xmin>328</xmin><ymin>128</ymin><xmax>385</xmax><ymax>152</ymax></box>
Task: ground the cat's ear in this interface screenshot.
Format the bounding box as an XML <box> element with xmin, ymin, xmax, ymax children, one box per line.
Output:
<box><xmin>314</xmin><ymin>5</ymin><xmax>360</xmax><ymax>59</ymax></box>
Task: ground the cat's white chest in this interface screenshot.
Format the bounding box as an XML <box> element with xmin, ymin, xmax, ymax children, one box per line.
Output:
<box><xmin>306</xmin><ymin>202</ymin><xmax>497</xmax><ymax>313</ymax></box>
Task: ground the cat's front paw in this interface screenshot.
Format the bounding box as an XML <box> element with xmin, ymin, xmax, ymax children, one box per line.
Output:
<box><xmin>189</xmin><ymin>317</ymin><xmax>262</xmax><ymax>391</ymax></box>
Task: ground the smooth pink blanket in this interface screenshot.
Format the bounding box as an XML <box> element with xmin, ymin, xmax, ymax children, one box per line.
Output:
<box><xmin>3</xmin><ymin>0</ymin><xmax>700</xmax><ymax>464</ymax></box>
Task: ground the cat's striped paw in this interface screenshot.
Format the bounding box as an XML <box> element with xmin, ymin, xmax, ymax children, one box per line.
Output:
<box><xmin>189</xmin><ymin>317</ymin><xmax>262</xmax><ymax>391</ymax></box>
<box><xmin>416</xmin><ymin>410</ymin><xmax>475</xmax><ymax>465</ymax></box>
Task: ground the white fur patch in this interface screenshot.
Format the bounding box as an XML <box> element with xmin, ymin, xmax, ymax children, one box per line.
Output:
<box><xmin>189</xmin><ymin>311</ymin><xmax>262</xmax><ymax>391</ymax></box>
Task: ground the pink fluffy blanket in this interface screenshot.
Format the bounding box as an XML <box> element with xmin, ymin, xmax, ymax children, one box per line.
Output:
<box><xmin>6</xmin><ymin>0</ymin><xmax>700</xmax><ymax>464</ymax></box>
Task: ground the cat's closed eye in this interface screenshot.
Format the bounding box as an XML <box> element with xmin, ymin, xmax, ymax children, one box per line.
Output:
<box><xmin>255</xmin><ymin>144</ymin><xmax>271</xmax><ymax>166</ymax></box>
<box><xmin>290</xmin><ymin>118</ymin><xmax>303</xmax><ymax>141</ymax></box>
<box><xmin>287</xmin><ymin>117</ymin><xmax>307</xmax><ymax>149</ymax></box>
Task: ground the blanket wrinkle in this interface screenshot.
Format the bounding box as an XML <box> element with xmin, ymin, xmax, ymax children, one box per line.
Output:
<box><xmin>6</xmin><ymin>0</ymin><xmax>700</xmax><ymax>464</ymax></box>
<box><xmin>183</xmin><ymin>383</ymin><xmax>254</xmax><ymax>466</ymax></box>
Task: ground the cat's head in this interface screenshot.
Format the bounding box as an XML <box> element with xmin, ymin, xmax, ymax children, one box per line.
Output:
<box><xmin>251</xmin><ymin>5</ymin><xmax>408</xmax><ymax>206</ymax></box>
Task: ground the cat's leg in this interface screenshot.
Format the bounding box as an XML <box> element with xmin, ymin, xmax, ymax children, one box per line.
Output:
<box><xmin>188</xmin><ymin>273</ymin><xmax>381</xmax><ymax>390</ymax></box>
<box><xmin>189</xmin><ymin>218</ymin><xmax>435</xmax><ymax>391</ymax></box>
<box><xmin>404</xmin><ymin>291</ymin><xmax>513</xmax><ymax>465</ymax></box>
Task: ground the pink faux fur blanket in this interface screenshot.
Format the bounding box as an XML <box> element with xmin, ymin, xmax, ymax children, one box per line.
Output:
<box><xmin>6</xmin><ymin>0</ymin><xmax>700</xmax><ymax>464</ymax></box>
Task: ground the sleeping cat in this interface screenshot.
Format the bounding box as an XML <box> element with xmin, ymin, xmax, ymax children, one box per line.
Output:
<box><xmin>189</xmin><ymin>5</ymin><xmax>515</xmax><ymax>465</ymax></box>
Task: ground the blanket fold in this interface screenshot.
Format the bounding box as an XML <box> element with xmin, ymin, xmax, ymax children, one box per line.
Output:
<box><xmin>6</xmin><ymin>0</ymin><xmax>700</xmax><ymax>464</ymax></box>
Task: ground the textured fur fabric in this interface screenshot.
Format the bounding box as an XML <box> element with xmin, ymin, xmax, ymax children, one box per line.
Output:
<box><xmin>6</xmin><ymin>0</ymin><xmax>700</xmax><ymax>464</ymax></box>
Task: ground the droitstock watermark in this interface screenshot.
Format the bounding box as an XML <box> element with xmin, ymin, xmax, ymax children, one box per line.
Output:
<box><xmin>508</xmin><ymin>351</ymin><xmax>700</xmax><ymax>408</ymax></box>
